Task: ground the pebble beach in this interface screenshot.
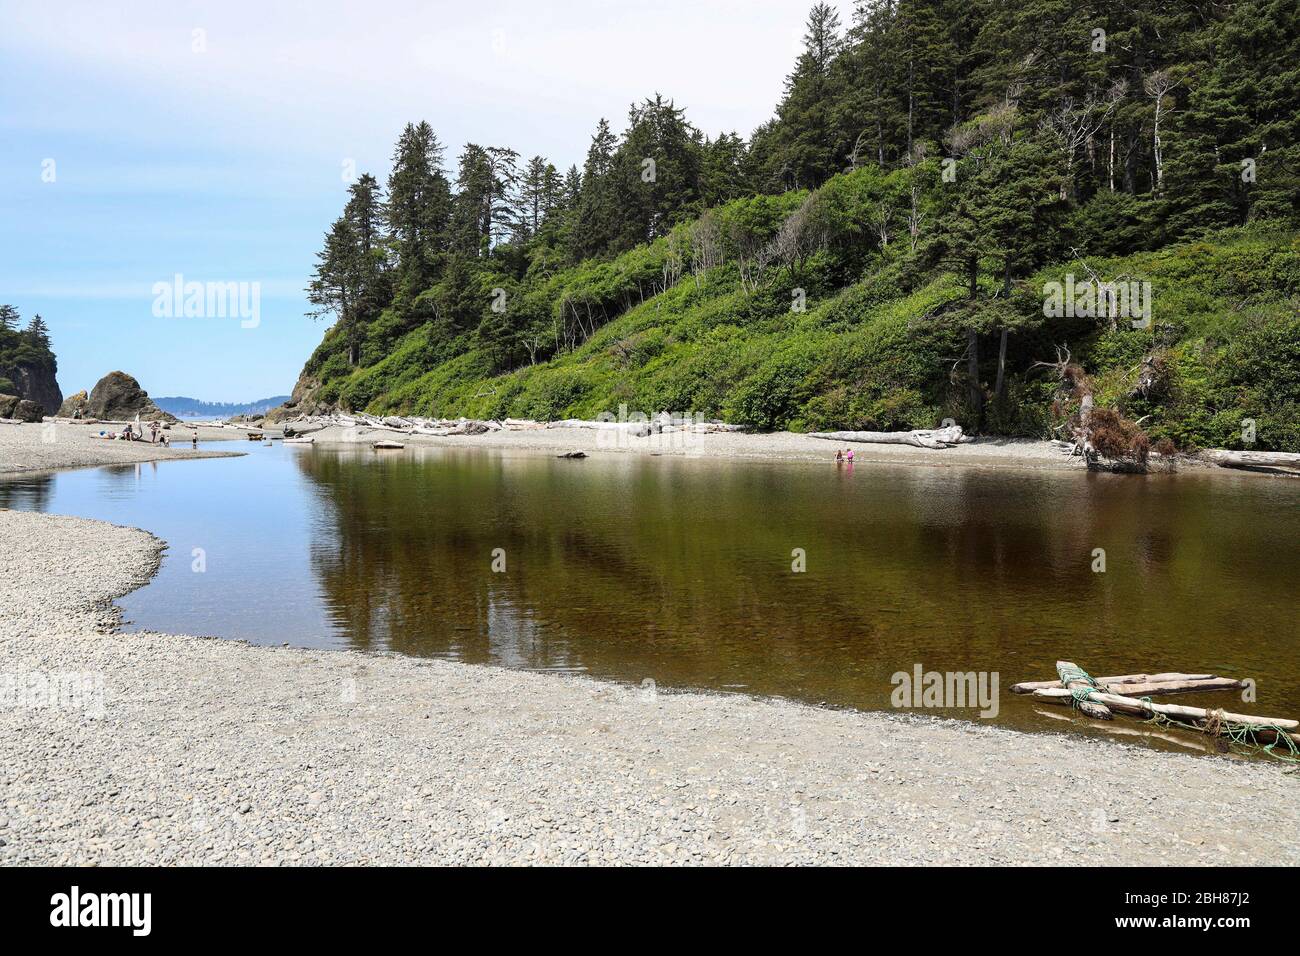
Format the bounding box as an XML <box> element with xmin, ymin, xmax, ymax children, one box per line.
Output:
<box><xmin>0</xmin><ymin>422</ymin><xmax>1295</xmax><ymax>865</ymax></box>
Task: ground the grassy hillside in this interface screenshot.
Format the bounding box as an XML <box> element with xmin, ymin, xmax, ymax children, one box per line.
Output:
<box><xmin>283</xmin><ymin>2</ymin><xmax>1300</xmax><ymax>454</ymax></box>
<box><xmin>290</xmin><ymin>172</ymin><xmax>1300</xmax><ymax>453</ymax></box>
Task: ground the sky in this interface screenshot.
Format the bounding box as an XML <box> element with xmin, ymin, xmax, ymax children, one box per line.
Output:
<box><xmin>0</xmin><ymin>0</ymin><xmax>856</xmax><ymax>402</ymax></box>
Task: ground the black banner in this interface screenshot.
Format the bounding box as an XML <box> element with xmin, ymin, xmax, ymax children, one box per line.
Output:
<box><xmin>0</xmin><ymin>866</ymin><xmax>1283</xmax><ymax>940</ymax></box>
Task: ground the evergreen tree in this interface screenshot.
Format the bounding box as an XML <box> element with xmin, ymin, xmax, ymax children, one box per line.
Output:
<box><xmin>700</xmin><ymin>133</ymin><xmax>750</xmax><ymax>207</ymax></box>
<box><xmin>518</xmin><ymin>155</ymin><xmax>564</xmax><ymax>240</ymax></box>
<box><xmin>570</xmin><ymin>119</ymin><xmax>621</xmax><ymax>259</ymax></box>
<box><xmin>386</xmin><ymin>121</ymin><xmax>453</xmax><ymax>290</ymax></box>
<box><xmin>308</xmin><ymin>175</ymin><xmax>390</xmax><ymax>367</ymax></box>
<box><xmin>752</xmin><ymin>3</ymin><xmax>844</xmax><ymax>190</ymax></box>
<box><xmin>25</xmin><ymin>314</ymin><xmax>51</xmax><ymax>348</ymax></box>
<box><xmin>451</xmin><ymin>144</ymin><xmax>521</xmax><ymax>257</ymax></box>
<box><xmin>610</xmin><ymin>94</ymin><xmax>704</xmax><ymax>249</ymax></box>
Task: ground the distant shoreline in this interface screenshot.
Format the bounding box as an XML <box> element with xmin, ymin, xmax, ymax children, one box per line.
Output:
<box><xmin>1</xmin><ymin>418</ymin><xmax>1271</xmax><ymax>480</ymax></box>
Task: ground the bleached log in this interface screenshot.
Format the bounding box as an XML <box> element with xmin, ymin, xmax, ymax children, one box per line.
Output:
<box><xmin>1032</xmin><ymin>688</ymin><xmax>1298</xmax><ymax>730</ymax></box>
<box><xmin>1206</xmin><ymin>449</ymin><xmax>1300</xmax><ymax>474</ymax></box>
<box><xmin>547</xmin><ymin>419</ymin><xmax>654</xmax><ymax>437</ymax></box>
<box><xmin>807</xmin><ymin>425</ymin><xmax>969</xmax><ymax>449</ymax></box>
<box><xmin>1037</xmin><ymin>677</ymin><xmax>1242</xmax><ymax>698</ymax></box>
<box><xmin>283</xmin><ymin>422</ymin><xmax>327</xmax><ymax>437</ymax></box>
<box><xmin>1012</xmin><ymin>672</ymin><xmax>1227</xmax><ymax>694</ymax></box>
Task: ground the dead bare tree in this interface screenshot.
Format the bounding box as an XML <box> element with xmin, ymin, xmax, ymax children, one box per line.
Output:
<box><xmin>1042</xmin><ymin>94</ymin><xmax>1121</xmax><ymax>200</ymax></box>
<box><xmin>845</xmin><ymin>129</ymin><xmax>871</xmax><ymax>172</ymax></box>
<box><xmin>1105</xmin><ymin>78</ymin><xmax>1130</xmax><ymax>191</ymax></box>
<box><xmin>769</xmin><ymin>193</ymin><xmax>824</xmax><ymax>275</ymax></box>
<box><xmin>688</xmin><ymin>211</ymin><xmax>723</xmax><ymax>288</ymax></box>
<box><xmin>1144</xmin><ymin>70</ymin><xmax>1178</xmax><ymax>194</ymax></box>
<box><xmin>873</xmin><ymin>199</ymin><xmax>893</xmax><ymax>248</ymax></box>
<box><xmin>1070</xmin><ymin>248</ymin><xmax>1138</xmax><ymax>331</ymax></box>
<box><xmin>907</xmin><ymin>186</ymin><xmax>925</xmax><ymax>252</ymax></box>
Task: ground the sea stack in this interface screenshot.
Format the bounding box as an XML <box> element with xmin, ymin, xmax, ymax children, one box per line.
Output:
<box><xmin>84</xmin><ymin>371</ymin><xmax>175</xmax><ymax>422</ymax></box>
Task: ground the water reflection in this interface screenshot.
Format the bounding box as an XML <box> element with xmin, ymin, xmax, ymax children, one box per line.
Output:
<box><xmin>4</xmin><ymin>443</ymin><xmax>1297</xmax><ymax>738</ymax></box>
<box><xmin>292</xmin><ymin>448</ymin><xmax>1300</xmax><ymax>726</ymax></box>
<box><xmin>0</xmin><ymin>472</ymin><xmax>54</xmax><ymax>510</ymax></box>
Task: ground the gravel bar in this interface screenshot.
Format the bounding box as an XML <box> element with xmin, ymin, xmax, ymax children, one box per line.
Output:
<box><xmin>0</xmin><ymin>421</ymin><xmax>244</xmax><ymax>475</ymax></box>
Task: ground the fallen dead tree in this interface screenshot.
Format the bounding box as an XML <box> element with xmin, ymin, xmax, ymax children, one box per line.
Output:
<box><xmin>1033</xmin><ymin>345</ymin><xmax>1154</xmax><ymax>472</ymax></box>
<box><xmin>1204</xmin><ymin>449</ymin><xmax>1300</xmax><ymax>476</ymax></box>
<box><xmin>548</xmin><ymin>418</ymin><xmax>653</xmax><ymax>437</ymax></box>
<box><xmin>806</xmin><ymin>425</ymin><xmax>969</xmax><ymax>449</ymax></box>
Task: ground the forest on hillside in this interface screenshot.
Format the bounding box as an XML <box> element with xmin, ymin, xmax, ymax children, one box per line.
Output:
<box><xmin>0</xmin><ymin>304</ymin><xmax>59</xmax><ymax>407</ymax></box>
<box><xmin>286</xmin><ymin>0</ymin><xmax>1300</xmax><ymax>452</ymax></box>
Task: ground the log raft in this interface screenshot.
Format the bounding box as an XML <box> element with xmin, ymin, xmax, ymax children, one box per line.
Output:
<box><xmin>1019</xmin><ymin>660</ymin><xmax>1300</xmax><ymax>753</ymax></box>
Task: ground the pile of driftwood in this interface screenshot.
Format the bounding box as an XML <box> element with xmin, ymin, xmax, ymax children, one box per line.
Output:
<box><xmin>1014</xmin><ymin>661</ymin><xmax>1300</xmax><ymax>757</ymax></box>
<box><xmin>277</xmin><ymin>412</ymin><xmax>746</xmax><ymax>440</ymax></box>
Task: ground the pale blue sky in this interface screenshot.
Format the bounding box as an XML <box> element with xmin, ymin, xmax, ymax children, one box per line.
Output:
<box><xmin>1</xmin><ymin>0</ymin><xmax>853</xmax><ymax>401</ymax></box>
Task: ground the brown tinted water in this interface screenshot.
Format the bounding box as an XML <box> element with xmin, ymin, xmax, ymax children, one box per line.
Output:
<box><xmin>5</xmin><ymin>443</ymin><xmax>1298</xmax><ymax>745</ymax></box>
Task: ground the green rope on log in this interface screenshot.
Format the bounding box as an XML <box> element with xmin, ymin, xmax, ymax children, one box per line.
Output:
<box><xmin>1059</xmin><ymin>663</ymin><xmax>1100</xmax><ymax>689</ymax></box>
<box><xmin>1140</xmin><ymin>710</ymin><xmax>1300</xmax><ymax>763</ymax></box>
<box><xmin>1061</xmin><ymin>664</ymin><xmax>1297</xmax><ymax>761</ymax></box>
<box><xmin>1060</xmin><ymin>664</ymin><xmax>1104</xmax><ymax>712</ymax></box>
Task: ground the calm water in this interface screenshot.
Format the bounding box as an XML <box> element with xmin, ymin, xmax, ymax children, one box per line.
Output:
<box><xmin>4</xmin><ymin>443</ymin><xmax>1298</xmax><ymax>745</ymax></box>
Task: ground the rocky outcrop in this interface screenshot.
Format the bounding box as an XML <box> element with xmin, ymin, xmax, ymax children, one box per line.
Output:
<box><xmin>264</xmin><ymin>373</ymin><xmax>329</xmax><ymax>423</ymax></box>
<box><xmin>13</xmin><ymin>399</ymin><xmax>44</xmax><ymax>422</ymax></box>
<box><xmin>85</xmin><ymin>372</ymin><xmax>175</xmax><ymax>422</ymax></box>
<box><xmin>0</xmin><ymin>395</ymin><xmax>44</xmax><ymax>422</ymax></box>
<box><xmin>0</xmin><ymin>360</ymin><xmax>62</xmax><ymax>416</ymax></box>
<box><xmin>58</xmin><ymin>390</ymin><xmax>89</xmax><ymax>418</ymax></box>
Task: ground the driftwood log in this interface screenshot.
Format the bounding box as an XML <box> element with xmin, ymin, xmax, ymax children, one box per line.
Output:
<box><xmin>1032</xmin><ymin>688</ymin><xmax>1298</xmax><ymax>731</ymax></box>
<box><xmin>807</xmin><ymin>425</ymin><xmax>969</xmax><ymax>449</ymax></box>
<box><xmin>1012</xmin><ymin>672</ymin><xmax>1242</xmax><ymax>697</ymax></box>
<box><xmin>1205</xmin><ymin>449</ymin><xmax>1300</xmax><ymax>475</ymax></box>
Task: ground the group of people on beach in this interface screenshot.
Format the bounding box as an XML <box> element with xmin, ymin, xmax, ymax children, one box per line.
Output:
<box><xmin>834</xmin><ymin>447</ymin><xmax>855</xmax><ymax>464</ymax></box>
<box><xmin>102</xmin><ymin>421</ymin><xmax>198</xmax><ymax>448</ymax></box>
<box><xmin>110</xmin><ymin>423</ymin><xmax>171</xmax><ymax>445</ymax></box>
